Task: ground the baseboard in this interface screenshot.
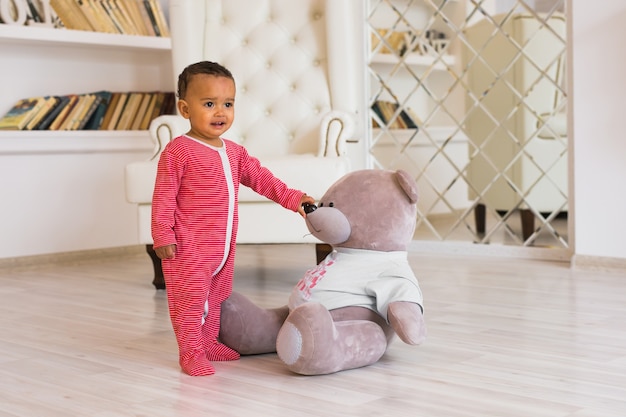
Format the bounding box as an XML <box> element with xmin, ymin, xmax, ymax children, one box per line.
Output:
<box><xmin>0</xmin><ymin>245</ymin><xmax>146</xmax><ymax>271</ymax></box>
<box><xmin>571</xmin><ymin>254</ymin><xmax>626</xmax><ymax>273</ymax></box>
<box><xmin>408</xmin><ymin>240</ymin><xmax>572</xmax><ymax>262</ymax></box>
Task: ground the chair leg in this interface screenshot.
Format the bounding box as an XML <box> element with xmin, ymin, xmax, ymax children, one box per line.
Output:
<box><xmin>474</xmin><ymin>203</ymin><xmax>486</xmax><ymax>236</ymax></box>
<box><xmin>315</xmin><ymin>243</ymin><xmax>333</xmax><ymax>264</ymax></box>
<box><xmin>146</xmin><ymin>244</ymin><xmax>165</xmax><ymax>290</ymax></box>
<box><xmin>520</xmin><ymin>209</ymin><xmax>535</xmax><ymax>242</ymax></box>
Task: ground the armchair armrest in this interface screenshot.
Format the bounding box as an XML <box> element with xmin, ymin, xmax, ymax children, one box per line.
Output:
<box><xmin>147</xmin><ymin>115</ymin><xmax>190</xmax><ymax>160</ymax></box>
<box><xmin>317</xmin><ymin>110</ymin><xmax>356</xmax><ymax>157</ymax></box>
<box><xmin>125</xmin><ymin>115</ymin><xmax>189</xmax><ymax>205</ymax></box>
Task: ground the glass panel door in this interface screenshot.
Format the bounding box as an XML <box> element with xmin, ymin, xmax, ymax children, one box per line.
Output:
<box><xmin>366</xmin><ymin>0</ymin><xmax>568</xmax><ymax>249</ymax></box>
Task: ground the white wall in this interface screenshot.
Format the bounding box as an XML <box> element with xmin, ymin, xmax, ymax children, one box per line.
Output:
<box><xmin>571</xmin><ymin>0</ymin><xmax>626</xmax><ymax>259</ymax></box>
<box><xmin>0</xmin><ymin>136</ymin><xmax>153</xmax><ymax>258</ymax></box>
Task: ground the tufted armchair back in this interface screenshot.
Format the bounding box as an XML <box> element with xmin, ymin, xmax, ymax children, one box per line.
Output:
<box><xmin>126</xmin><ymin>0</ymin><xmax>365</xmax><ymax>250</ymax></box>
<box><xmin>168</xmin><ymin>0</ymin><xmax>362</xmax><ymax>158</ymax></box>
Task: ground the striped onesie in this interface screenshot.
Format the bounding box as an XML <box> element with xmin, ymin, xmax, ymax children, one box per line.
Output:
<box><xmin>152</xmin><ymin>135</ymin><xmax>304</xmax><ymax>375</ymax></box>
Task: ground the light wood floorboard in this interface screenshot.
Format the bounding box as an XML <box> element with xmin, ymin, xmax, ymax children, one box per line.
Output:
<box><xmin>0</xmin><ymin>244</ymin><xmax>624</xmax><ymax>417</ymax></box>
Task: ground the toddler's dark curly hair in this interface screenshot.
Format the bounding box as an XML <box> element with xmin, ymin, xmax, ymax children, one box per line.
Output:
<box><xmin>177</xmin><ymin>61</ymin><xmax>234</xmax><ymax>99</ymax></box>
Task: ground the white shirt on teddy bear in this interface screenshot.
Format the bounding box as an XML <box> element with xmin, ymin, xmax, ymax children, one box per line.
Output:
<box><xmin>288</xmin><ymin>247</ymin><xmax>424</xmax><ymax>321</ymax></box>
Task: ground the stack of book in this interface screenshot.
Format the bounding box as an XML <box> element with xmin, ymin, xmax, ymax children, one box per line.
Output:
<box><xmin>49</xmin><ymin>0</ymin><xmax>170</xmax><ymax>36</ymax></box>
<box><xmin>371</xmin><ymin>29</ymin><xmax>410</xmax><ymax>56</ymax></box>
<box><xmin>0</xmin><ymin>91</ymin><xmax>176</xmax><ymax>131</ymax></box>
<box><xmin>371</xmin><ymin>101</ymin><xmax>421</xmax><ymax>130</ymax></box>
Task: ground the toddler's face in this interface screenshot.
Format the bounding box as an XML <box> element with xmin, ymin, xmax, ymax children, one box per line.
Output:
<box><xmin>178</xmin><ymin>74</ymin><xmax>235</xmax><ymax>145</ymax></box>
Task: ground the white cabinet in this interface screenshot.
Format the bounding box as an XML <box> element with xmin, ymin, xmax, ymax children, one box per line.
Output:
<box><xmin>0</xmin><ymin>24</ymin><xmax>173</xmax><ymax>259</ymax></box>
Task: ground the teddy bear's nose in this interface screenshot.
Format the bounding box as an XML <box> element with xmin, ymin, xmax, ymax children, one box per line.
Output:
<box><xmin>303</xmin><ymin>203</ymin><xmax>317</xmax><ymax>214</ymax></box>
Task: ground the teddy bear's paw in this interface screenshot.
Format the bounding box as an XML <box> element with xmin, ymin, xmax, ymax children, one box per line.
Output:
<box><xmin>387</xmin><ymin>301</ymin><xmax>427</xmax><ymax>345</ymax></box>
<box><xmin>276</xmin><ymin>302</ymin><xmax>336</xmax><ymax>374</ymax></box>
<box><xmin>276</xmin><ymin>321</ymin><xmax>304</xmax><ymax>366</ymax></box>
<box><xmin>277</xmin><ymin>303</ymin><xmax>388</xmax><ymax>375</ymax></box>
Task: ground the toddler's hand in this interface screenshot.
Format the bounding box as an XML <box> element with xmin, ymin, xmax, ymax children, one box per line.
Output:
<box><xmin>155</xmin><ymin>244</ymin><xmax>176</xmax><ymax>260</ymax></box>
<box><xmin>298</xmin><ymin>194</ymin><xmax>316</xmax><ymax>217</ymax></box>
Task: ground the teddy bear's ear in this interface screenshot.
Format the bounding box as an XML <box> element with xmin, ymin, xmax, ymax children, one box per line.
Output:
<box><xmin>395</xmin><ymin>170</ymin><xmax>419</xmax><ymax>204</ymax></box>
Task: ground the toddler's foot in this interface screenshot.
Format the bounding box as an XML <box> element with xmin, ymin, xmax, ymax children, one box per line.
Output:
<box><xmin>206</xmin><ymin>341</ymin><xmax>240</xmax><ymax>361</ymax></box>
<box><xmin>180</xmin><ymin>349</ymin><xmax>215</xmax><ymax>376</ymax></box>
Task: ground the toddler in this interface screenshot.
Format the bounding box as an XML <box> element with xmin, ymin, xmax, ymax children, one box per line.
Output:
<box><xmin>152</xmin><ymin>61</ymin><xmax>315</xmax><ymax>376</ymax></box>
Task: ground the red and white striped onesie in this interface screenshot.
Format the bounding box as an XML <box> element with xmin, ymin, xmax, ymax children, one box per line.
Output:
<box><xmin>152</xmin><ymin>135</ymin><xmax>304</xmax><ymax>375</ymax></box>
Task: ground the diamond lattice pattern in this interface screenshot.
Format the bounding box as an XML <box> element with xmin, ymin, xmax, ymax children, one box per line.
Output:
<box><xmin>367</xmin><ymin>0</ymin><xmax>568</xmax><ymax>248</ymax></box>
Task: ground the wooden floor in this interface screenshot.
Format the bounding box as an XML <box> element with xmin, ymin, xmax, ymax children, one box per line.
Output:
<box><xmin>0</xmin><ymin>244</ymin><xmax>625</xmax><ymax>417</ymax></box>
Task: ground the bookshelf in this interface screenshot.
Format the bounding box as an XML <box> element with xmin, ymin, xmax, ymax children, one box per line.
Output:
<box><xmin>0</xmin><ymin>12</ymin><xmax>173</xmax><ymax>259</ymax></box>
<box><xmin>369</xmin><ymin>52</ymin><xmax>455</xmax><ymax>70</ymax></box>
<box><xmin>0</xmin><ymin>24</ymin><xmax>170</xmax><ymax>49</ymax></box>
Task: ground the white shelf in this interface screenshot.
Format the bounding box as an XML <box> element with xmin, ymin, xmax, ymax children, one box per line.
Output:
<box><xmin>0</xmin><ymin>130</ymin><xmax>154</xmax><ymax>155</ymax></box>
<box><xmin>370</xmin><ymin>52</ymin><xmax>455</xmax><ymax>70</ymax></box>
<box><xmin>372</xmin><ymin>126</ymin><xmax>467</xmax><ymax>146</ymax></box>
<box><xmin>0</xmin><ymin>24</ymin><xmax>171</xmax><ymax>50</ymax></box>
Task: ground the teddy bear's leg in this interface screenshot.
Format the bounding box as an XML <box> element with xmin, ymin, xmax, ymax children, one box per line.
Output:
<box><xmin>276</xmin><ymin>302</ymin><xmax>388</xmax><ymax>375</ymax></box>
<box><xmin>330</xmin><ymin>306</ymin><xmax>396</xmax><ymax>343</ymax></box>
<box><xmin>387</xmin><ymin>301</ymin><xmax>427</xmax><ymax>345</ymax></box>
<box><xmin>219</xmin><ymin>291</ymin><xmax>289</xmax><ymax>355</ymax></box>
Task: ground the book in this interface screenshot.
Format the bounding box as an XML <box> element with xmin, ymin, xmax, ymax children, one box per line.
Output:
<box><xmin>138</xmin><ymin>92</ymin><xmax>157</xmax><ymax>130</ymax></box>
<box><xmin>49</xmin><ymin>94</ymin><xmax>79</xmax><ymax>130</ymax></box>
<box><xmin>371</xmin><ymin>101</ymin><xmax>386</xmax><ymax>128</ymax></box>
<box><xmin>148</xmin><ymin>0</ymin><xmax>169</xmax><ymax>37</ymax></box>
<box><xmin>372</xmin><ymin>29</ymin><xmax>408</xmax><ymax>55</ymax></box>
<box><xmin>112</xmin><ymin>0</ymin><xmax>139</xmax><ymax>35</ymax></box>
<box><xmin>372</xmin><ymin>100</ymin><xmax>400</xmax><ymax>129</ymax></box>
<box><xmin>66</xmin><ymin>94</ymin><xmax>98</xmax><ymax>130</ymax></box>
<box><xmin>75</xmin><ymin>94</ymin><xmax>102</xmax><ymax>130</ymax></box>
<box><xmin>36</xmin><ymin>95</ymin><xmax>72</xmax><ymax>130</ymax></box>
<box><xmin>84</xmin><ymin>0</ymin><xmax>113</xmax><ymax>33</ymax></box>
<box><xmin>99</xmin><ymin>92</ymin><xmax>122</xmax><ymax>130</ymax></box>
<box><xmin>98</xmin><ymin>0</ymin><xmax>123</xmax><ymax>34</ymax></box>
<box><xmin>76</xmin><ymin>0</ymin><xmax>106</xmax><ymax>32</ymax></box>
<box><xmin>371</xmin><ymin>101</ymin><xmax>420</xmax><ymax>130</ymax></box>
<box><xmin>104</xmin><ymin>92</ymin><xmax>128</xmax><ymax>130</ymax></box>
<box><xmin>89</xmin><ymin>0</ymin><xmax>115</xmax><ymax>33</ymax></box>
<box><xmin>405</xmin><ymin>107</ymin><xmax>422</xmax><ymax>129</ymax></box>
<box><xmin>83</xmin><ymin>90</ymin><xmax>113</xmax><ymax>130</ymax></box>
<box><xmin>26</xmin><ymin>0</ymin><xmax>43</xmax><ymax>23</ymax></box>
<box><xmin>130</xmin><ymin>92</ymin><xmax>152</xmax><ymax>130</ymax></box>
<box><xmin>115</xmin><ymin>92</ymin><xmax>143</xmax><ymax>130</ymax></box>
<box><xmin>142</xmin><ymin>0</ymin><xmax>160</xmax><ymax>36</ymax></box>
<box><xmin>122</xmin><ymin>0</ymin><xmax>150</xmax><ymax>36</ymax></box>
<box><xmin>148</xmin><ymin>91</ymin><xmax>165</xmax><ymax>121</ymax></box>
<box><xmin>58</xmin><ymin>94</ymin><xmax>89</xmax><ymax>130</ymax></box>
<box><xmin>50</xmin><ymin>0</ymin><xmax>93</xmax><ymax>31</ymax></box>
<box><xmin>0</xmin><ymin>97</ymin><xmax>48</xmax><ymax>130</ymax></box>
<box><xmin>25</xmin><ymin>96</ymin><xmax>60</xmax><ymax>130</ymax></box>
<box><xmin>103</xmin><ymin>0</ymin><xmax>132</xmax><ymax>35</ymax></box>
<box><xmin>135</xmin><ymin>0</ymin><xmax>156</xmax><ymax>36</ymax></box>
<box><xmin>159</xmin><ymin>92</ymin><xmax>176</xmax><ymax>115</ymax></box>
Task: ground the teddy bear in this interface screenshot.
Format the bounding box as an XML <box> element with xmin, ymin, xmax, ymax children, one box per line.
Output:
<box><xmin>218</xmin><ymin>169</ymin><xmax>426</xmax><ymax>375</ymax></box>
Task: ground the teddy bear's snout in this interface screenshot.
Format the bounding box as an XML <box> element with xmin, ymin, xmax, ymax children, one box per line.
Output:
<box><xmin>305</xmin><ymin>206</ymin><xmax>351</xmax><ymax>245</ymax></box>
<box><xmin>302</xmin><ymin>203</ymin><xmax>317</xmax><ymax>214</ymax></box>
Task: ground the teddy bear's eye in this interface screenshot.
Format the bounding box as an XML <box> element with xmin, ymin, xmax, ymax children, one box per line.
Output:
<box><xmin>329</xmin><ymin>202</ymin><xmax>334</xmax><ymax>207</ymax></box>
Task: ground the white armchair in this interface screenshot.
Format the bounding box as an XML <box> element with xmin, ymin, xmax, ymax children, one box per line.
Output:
<box><xmin>463</xmin><ymin>13</ymin><xmax>568</xmax><ymax>243</ymax></box>
<box><xmin>125</xmin><ymin>0</ymin><xmax>363</xmax><ymax>287</ymax></box>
